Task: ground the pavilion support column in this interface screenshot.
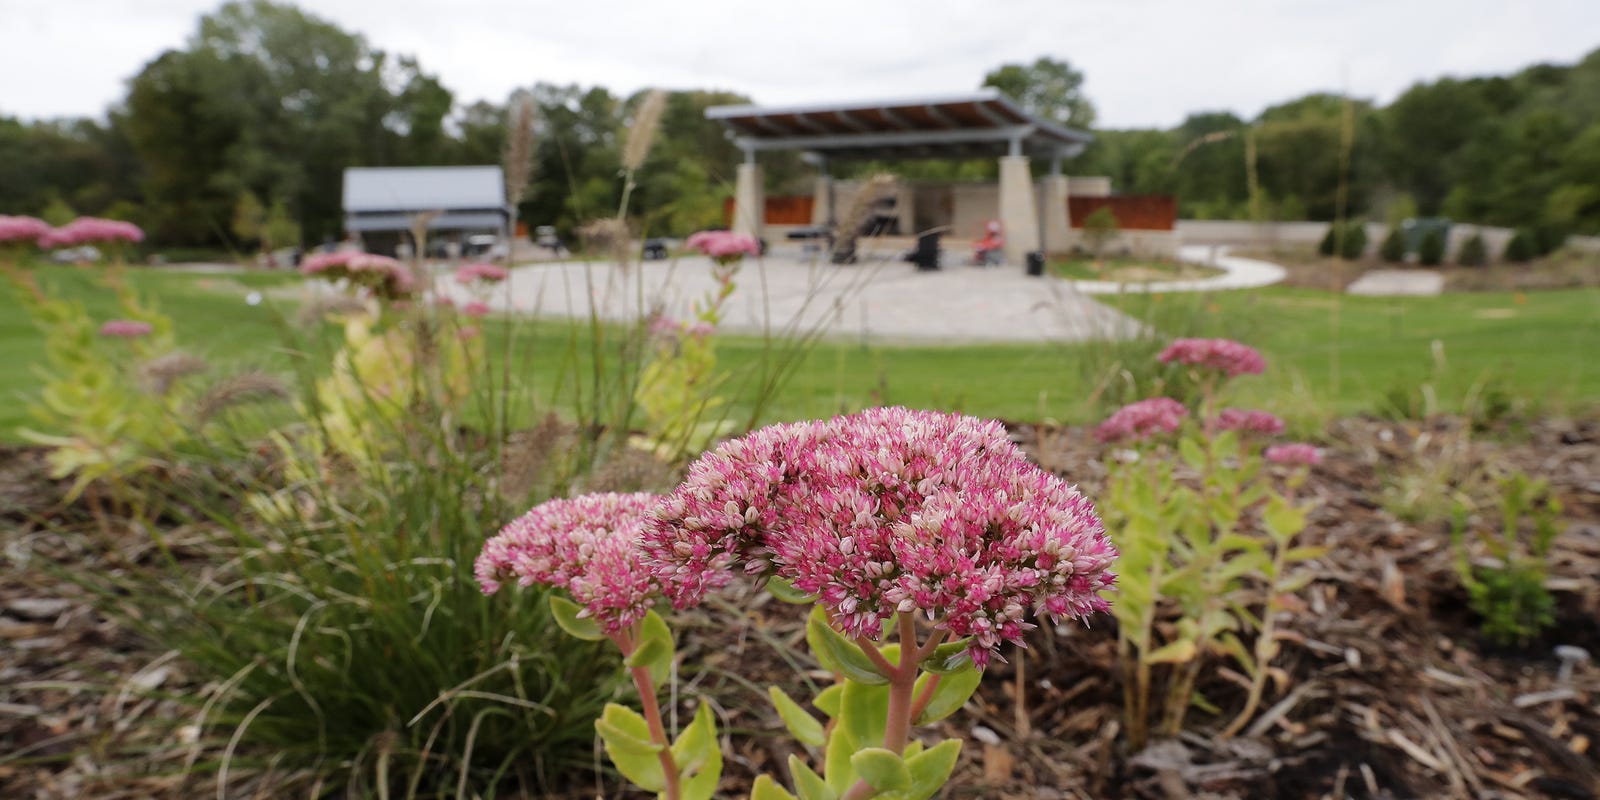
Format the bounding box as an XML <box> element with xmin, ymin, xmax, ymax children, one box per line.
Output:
<box><xmin>998</xmin><ymin>155</ymin><xmax>1039</xmax><ymax>266</ymax></box>
<box><xmin>733</xmin><ymin>158</ymin><xmax>765</xmax><ymax>240</ymax></box>
<box><xmin>811</xmin><ymin>175</ymin><xmax>833</xmax><ymax>228</ymax></box>
<box><xmin>1041</xmin><ymin>173</ymin><xmax>1072</xmax><ymax>257</ymax></box>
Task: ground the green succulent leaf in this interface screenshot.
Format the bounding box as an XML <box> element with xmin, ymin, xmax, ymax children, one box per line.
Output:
<box><xmin>751</xmin><ymin>775</ymin><xmax>799</xmax><ymax>800</ymax></box>
<box><xmin>1144</xmin><ymin>639</ymin><xmax>1198</xmax><ymax>664</ymax></box>
<box><xmin>852</xmin><ymin>748</ymin><xmax>910</xmax><ymax>791</ymax></box>
<box><xmin>769</xmin><ymin>686</ymin><xmax>826</xmax><ymax>747</ymax></box>
<box><xmin>630</xmin><ymin>610</ymin><xmax>675</xmax><ymax>686</ymax></box>
<box><xmin>911</xmin><ymin>661</ymin><xmax>982</xmax><ymax>725</ymax></box>
<box><xmin>813</xmin><ymin>683</ymin><xmax>844</xmax><ymax>719</ymax></box>
<box><xmin>672</xmin><ymin>703</ymin><xmax>719</xmax><ymax>777</ymax></box>
<box><xmin>595</xmin><ymin>704</ymin><xmax>666</xmax><ymax>792</ymax></box>
<box><xmin>899</xmin><ymin>739</ymin><xmax>963</xmax><ymax>800</ymax></box>
<box><xmin>548</xmin><ymin>595</ymin><xmax>605</xmax><ymax>641</ymax></box>
<box><xmin>807</xmin><ymin>605</ymin><xmax>890</xmax><ymax>685</ymax></box>
<box><xmin>917</xmin><ymin>638</ymin><xmax>974</xmax><ymax>674</ymax></box>
<box><xmin>787</xmin><ymin>754</ymin><xmax>837</xmax><ymax>800</ymax></box>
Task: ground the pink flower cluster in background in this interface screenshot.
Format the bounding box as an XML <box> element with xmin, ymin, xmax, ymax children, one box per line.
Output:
<box><xmin>0</xmin><ymin>215</ymin><xmax>54</xmax><ymax>245</ymax></box>
<box><xmin>643</xmin><ymin>407</ymin><xmax>1117</xmax><ymax>666</ymax></box>
<box><xmin>685</xmin><ymin>230</ymin><xmax>760</xmax><ymax>261</ymax></box>
<box><xmin>1213</xmin><ymin>408</ymin><xmax>1286</xmax><ymax>435</ymax></box>
<box><xmin>1094</xmin><ymin>397</ymin><xmax>1189</xmax><ymax>443</ymax></box>
<box><xmin>300</xmin><ymin>251</ymin><xmax>416</xmax><ymax>298</ymax></box>
<box><xmin>454</xmin><ymin>262</ymin><xmax>508</xmax><ymax>284</ymax></box>
<box><xmin>1159</xmin><ymin>338</ymin><xmax>1266</xmax><ymax>377</ymax></box>
<box><xmin>98</xmin><ymin>319</ymin><xmax>153</xmax><ymax>338</ymax></box>
<box><xmin>461</xmin><ymin>301</ymin><xmax>491</xmax><ymax>318</ymax></box>
<box><xmin>0</xmin><ymin>215</ymin><xmax>144</xmax><ymax>250</ymax></box>
<box><xmin>1264</xmin><ymin>443</ymin><xmax>1322</xmax><ymax>466</ymax></box>
<box><xmin>475</xmin><ymin>493</ymin><xmax>665</xmax><ymax>634</ymax></box>
<box><xmin>42</xmin><ymin>217</ymin><xmax>145</xmax><ymax>247</ymax></box>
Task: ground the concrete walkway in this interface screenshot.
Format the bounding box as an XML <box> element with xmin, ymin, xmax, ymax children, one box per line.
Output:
<box><xmin>1064</xmin><ymin>245</ymin><xmax>1287</xmax><ymax>294</ymax></box>
<box><xmin>440</xmin><ymin>243</ymin><xmax>1143</xmax><ymax>344</ymax></box>
<box><xmin>1346</xmin><ymin>269</ymin><xmax>1446</xmax><ymax>296</ymax></box>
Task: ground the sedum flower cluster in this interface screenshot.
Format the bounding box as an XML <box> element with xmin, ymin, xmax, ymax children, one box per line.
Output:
<box><xmin>300</xmin><ymin>251</ymin><xmax>416</xmax><ymax>300</ymax></box>
<box><xmin>1159</xmin><ymin>337</ymin><xmax>1266</xmax><ymax>377</ymax></box>
<box><xmin>1094</xmin><ymin>397</ymin><xmax>1188</xmax><ymax>443</ymax></box>
<box><xmin>475</xmin><ymin>492</ymin><xmax>664</xmax><ymax>634</ymax></box>
<box><xmin>642</xmin><ymin>407</ymin><xmax>1117</xmax><ymax>666</ymax></box>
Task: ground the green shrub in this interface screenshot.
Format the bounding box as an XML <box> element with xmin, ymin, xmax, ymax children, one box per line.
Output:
<box><xmin>1317</xmin><ymin>224</ymin><xmax>1337</xmax><ymax>256</ymax></box>
<box><xmin>1503</xmin><ymin>229</ymin><xmax>1537</xmax><ymax>263</ymax></box>
<box><xmin>1418</xmin><ymin>228</ymin><xmax>1446</xmax><ymax>266</ymax></box>
<box><xmin>1082</xmin><ymin>206</ymin><xmax>1121</xmax><ymax>258</ymax></box>
<box><xmin>1451</xmin><ymin>473</ymin><xmax>1562</xmax><ymax>646</ymax></box>
<box><xmin>1339</xmin><ymin>223</ymin><xmax>1368</xmax><ymax>260</ymax></box>
<box><xmin>1457</xmin><ymin>233</ymin><xmax>1488</xmax><ymax>267</ymax></box>
<box><xmin>1379</xmin><ymin>227</ymin><xmax>1407</xmax><ymax>263</ymax></box>
<box><xmin>1319</xmin><ymin>222</ymin><xmax>1367</xmax><ymax>259</ymax></box>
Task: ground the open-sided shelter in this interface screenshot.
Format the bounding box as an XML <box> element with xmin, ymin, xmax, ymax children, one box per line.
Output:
<box><xmin>706</xmin><ymin>90</ymin><xmax>1094</xmax><ymax>265</ymax></box>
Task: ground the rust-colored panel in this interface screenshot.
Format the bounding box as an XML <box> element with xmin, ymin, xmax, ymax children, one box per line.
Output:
<box><xmin>1068</xmin><ymin>195</ymin><xmax>1177</xmax><ymax>231</ymax></box>
<box><xmin>943</xmin><ymin>102</ymin><xmax>991</xmax><ymax>128</ymax></box>
<box><xmin>722</xmin><ymin>196</ymin><xmax>817</xmax><ymax>227</ymax></box>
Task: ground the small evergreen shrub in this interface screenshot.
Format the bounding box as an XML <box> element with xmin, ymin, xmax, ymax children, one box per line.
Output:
<box><xmin>1339</xmin><ymin>223</ymin><xmax>1368</xmax><ymax>260</ymax></box>
<box><xmin>1457</xmin><ymin>233</ymin><xmax>1488</xmax><ymax>267</ymax></box>
<box><xmin>1380</xmin><ymin>227</ymin><xmax>1407</xmax><ymax>263</ymax></box>
<box><xmin>1503</xmin><ymin>229</ymin><xmax>1536</xmax><ymax>263</ymax></box>
<box><xmin>1317</xmin><ymin>224</ymin><xmax>1337</xmax><ymax>256</ymax></box>
<box><xmin>1418</xmin><ymin>228</ymin><xmax>1446</xmax><ymax>266</ymax></box>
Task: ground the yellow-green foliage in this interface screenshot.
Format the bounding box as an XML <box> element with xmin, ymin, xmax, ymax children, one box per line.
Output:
<box><xmin>1106</xmin><ymin>429</ymin><xmax>1323</xmax><ymax>748</ymax></box>
<box><xmin>632</xmin><ymin>264</ymin><xmax>738</xmax><ymax>459</ymax></box>
<box><xmin>311</xmin><ymin>311</ymin><xmax>480</xmax><ymax>466</ymax></box>
<box><xmin>9</xmin><ymin>264</ymin><xmax>186</xmax><ymax>500</ymax></box>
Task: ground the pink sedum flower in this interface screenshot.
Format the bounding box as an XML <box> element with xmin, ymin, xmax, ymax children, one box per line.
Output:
<box><xmin>685</xmin><ymin>230</ymin><xmax>760</xmax><ymax>260</ymax></box>
<box><xmin>43</xmin><ymin>217</ymin><xmax>144</xmax><ymax>247</ymax></box>
<box><xmin>476</xmin><ymin>492</ymin><xmax>665</xmax><ymax>634</ymax></box>
<box><xmin>462</xmin><ymin>300</ymin><xmax>491</xmax><ymax>317</ymax></box>
<box><xmin>1094</xmin><ymin>397</ymin><xmax>1188</xmax><ymax>444</ymax></box>
<box><xmin>1158</xmin><ymin>338</ymin><xmax>1266</xmax><ymax>377</ymax></box>
<box><xmin>643</xmin><ymin>407</ymin><xmax>1117</xmax><ymax>667</ymax></box>
<box><xmin>1213</xmin><ymin>408</ymin><xmax>1286</xmax><ymax>436</ymax></box>
<box><xmin>99</xmin><ymin>319</ymin><xmax>153</xmax><ymax>338</ymax></box>
<box><xmin>1264</xmin><ymin>443</ymin><xmax>1322</xmax><ymax>466</ymax></box>
<box><xmin>454</xmin><ymin>262</ymin><xmax>508</xmax><ymax>284</ymax></box>
<box><xmin>0</xmin><ymin>215</ymin><xmax>53</xmax><ymax>246</ymax></box>
<box><xmin>301</xmin><ymin>251</ymin><xmax>415</xmax><ymax>299</ymax></box>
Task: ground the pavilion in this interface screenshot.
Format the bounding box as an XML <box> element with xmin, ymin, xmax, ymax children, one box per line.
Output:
<box><xmin>706</xmin><ymin>90</ymin><xmax>1094</xmax><ymax>266</ymax></box>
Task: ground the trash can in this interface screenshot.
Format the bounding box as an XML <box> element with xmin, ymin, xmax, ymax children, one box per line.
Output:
<box><xmin>1025</xmin><ymin>251</ymin><xmax>1046</xmax><ymax>277</ymax></box>
<box><xmin>911</xmin><ymin>231</ymin><xmax>941</xmax><ymax>271</ymax></box>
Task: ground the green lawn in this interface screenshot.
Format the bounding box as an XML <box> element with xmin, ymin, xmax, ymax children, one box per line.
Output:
<box><xmin>3</xmin><ymin>264</ymin><xmax>1598</xmax><ymax>443</ymax></box>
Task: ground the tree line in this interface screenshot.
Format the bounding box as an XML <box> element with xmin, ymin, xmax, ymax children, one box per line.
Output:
<box><xmin>2</xmin><ymin>0</ymin><xmax>1596</xmax><ymax>250</ymax></box>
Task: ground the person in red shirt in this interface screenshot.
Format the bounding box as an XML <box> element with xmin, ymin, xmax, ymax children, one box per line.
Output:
<box><xmin>974</xmin><ymin>220</ymin><xmax>1004</xmax><ymax>266</ymax></box>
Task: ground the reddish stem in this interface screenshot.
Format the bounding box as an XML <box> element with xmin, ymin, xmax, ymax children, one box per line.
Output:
<box><xmin>616</xmin><ymin>628</ymin><xmax>681</xmax><ymax>800</ymax></box>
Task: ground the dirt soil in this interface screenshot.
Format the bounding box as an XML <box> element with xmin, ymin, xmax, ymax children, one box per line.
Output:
<box><xmin>3</xmin><ymin>416</ymin><xmax>1598</xmax><ymax>799</ymax></box>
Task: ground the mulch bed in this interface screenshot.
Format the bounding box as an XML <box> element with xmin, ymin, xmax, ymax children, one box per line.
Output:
<box><xmin>3</xmin><ymin>416</ymin><xmax>1598</xmax><ymax>799</ymax></box>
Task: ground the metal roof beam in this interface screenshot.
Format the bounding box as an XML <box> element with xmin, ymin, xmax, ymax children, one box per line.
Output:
<box><xmin>737</xmin><ymin>125</ymin><xmax>1034</xmax><ymax>154</ymax></box>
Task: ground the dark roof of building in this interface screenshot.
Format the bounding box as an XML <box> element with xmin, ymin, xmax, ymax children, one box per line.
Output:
<box><xmin>705</xmin><ymin>90</ymin><xmax>1092</xmax><ymax>161</ymax></box>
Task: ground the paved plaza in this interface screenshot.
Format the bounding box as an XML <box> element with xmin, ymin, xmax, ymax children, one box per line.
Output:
<box><xmin>436</xmin><ymin>243</ymin><xmax>1287</xmax><ymax>344</ymax></box>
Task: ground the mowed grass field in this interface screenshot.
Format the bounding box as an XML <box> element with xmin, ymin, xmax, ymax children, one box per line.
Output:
<box><xmin>3</xmin><ymin>263</ymin><xmax>1598</xmax><ymax>441</ymax></box>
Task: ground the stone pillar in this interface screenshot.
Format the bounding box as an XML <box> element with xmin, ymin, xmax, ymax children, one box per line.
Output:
<box><xmin>1042</xmin><ymin>174</ymin><xmax>1072</xmax><ymax>256</ymax></box>
<box><xmin>733</xmin><ymin>161</ymin><xmax>765</xmax><ymax>240</ymax></box>
<box><xmin>997</xmin><ymin>155</ymin><xmax>1039</xmax><ymax>265</ymax></box>
<box><xmin>811</xmin><ymin>174</ymin><xmax>832</xmax><ymax>228</ymax></box>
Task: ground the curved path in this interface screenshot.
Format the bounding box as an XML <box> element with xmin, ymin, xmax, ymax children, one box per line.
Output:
<box><xmin>1064</xmin><ymin>245</ymin><xmax>1286</xmax><ymax>295</ymax></box>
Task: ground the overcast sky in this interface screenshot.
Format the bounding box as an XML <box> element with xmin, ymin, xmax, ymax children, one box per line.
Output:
<box><xmin>2</xmin><ymin>0</ymin><xmax>1596</xmax><ymax>129</ymax></box>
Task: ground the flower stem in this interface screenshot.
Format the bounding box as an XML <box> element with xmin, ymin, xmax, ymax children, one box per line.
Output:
<box><xmin>618</xmin><ymin>629</ymin><xmax>681</xmax><ymax>800</ymax></box>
